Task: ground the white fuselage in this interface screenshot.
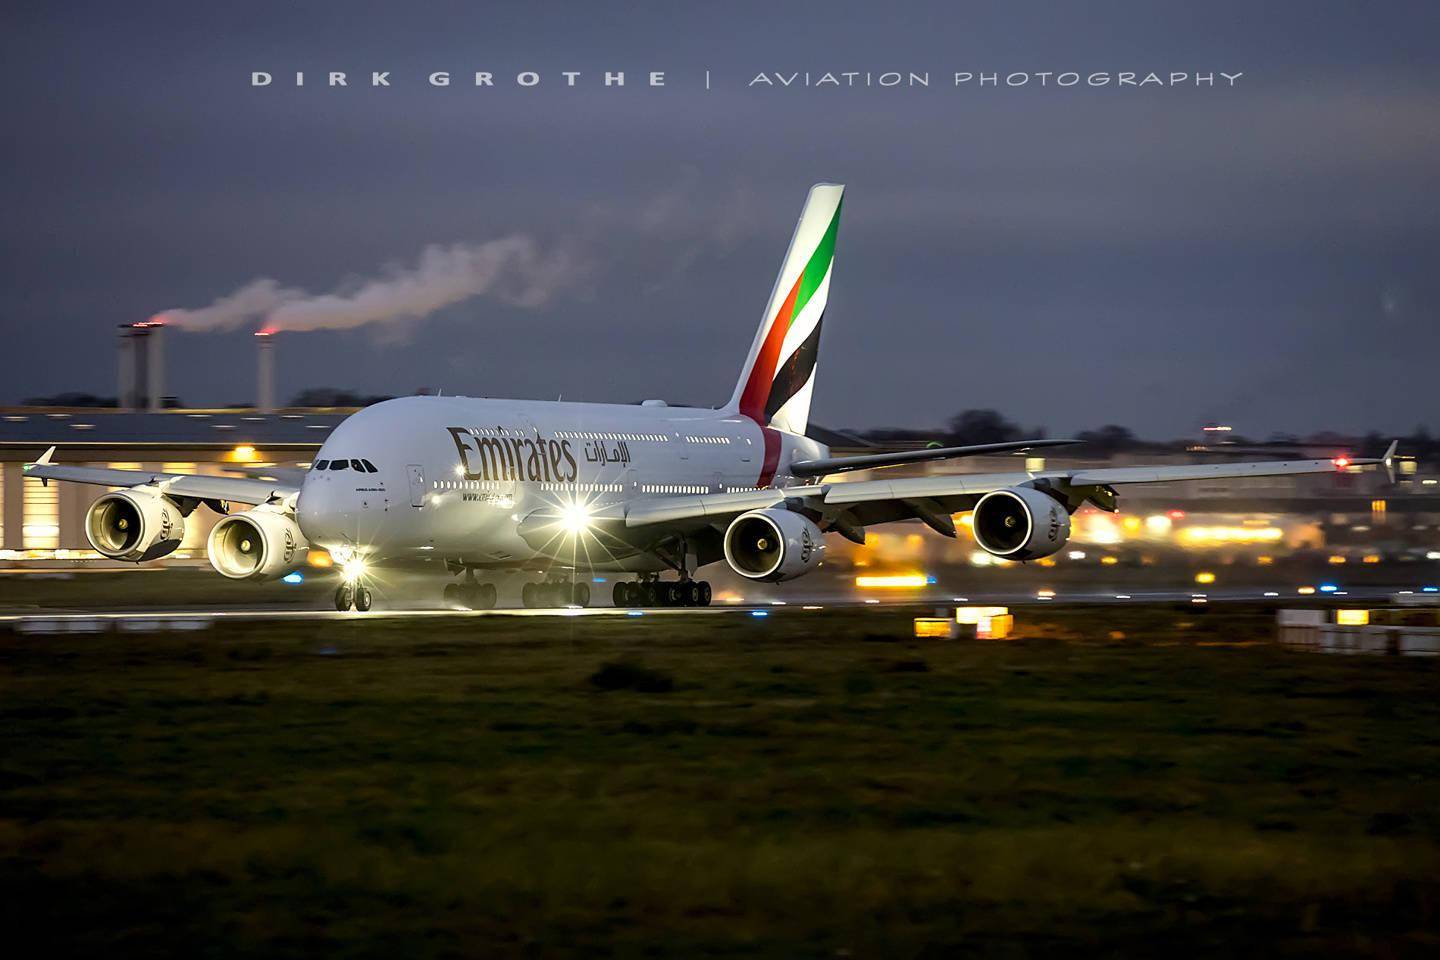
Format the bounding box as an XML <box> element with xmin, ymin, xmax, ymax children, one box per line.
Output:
<box><xmin>296</xmin><ymin>396</ymin><xmax>826</xmax><ymax>570</ymax></box>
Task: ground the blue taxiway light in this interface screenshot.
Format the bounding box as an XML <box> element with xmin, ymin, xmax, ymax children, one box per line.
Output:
<box><xmin>282</xmin><ymin>572</ymin><xmax>304</xmax><ymax>584</ymax></box>
<box><xmin>1319</xmin><ymin>584</ymin><xmax>1339</xmax><ymax>593</ymax></box>
<box><xmin>751</xmin><ymin>610</ymin><xmax>769</xmax><ymax>618</ymax></box>
<box><xmin>626</xmin><ymin>610</ymin><xmax>644</xmax><ymax>617</ymax></box>
<box><xmin>1424</xmin><ymin>586</ymin><xmax>1439</xmax><ymax>593</ymax></box>
<box><xmin>592</xmin><ymin>577</ymin><xmax>607</xmax><ymax>583</ymax></box>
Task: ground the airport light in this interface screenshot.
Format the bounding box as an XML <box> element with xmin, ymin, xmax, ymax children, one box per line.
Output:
<box><xmin>1328</xmin><ymin>555</ymin><xmax>1347</xmax><ymax>565</ymax></box>
<box><xmin>1195</xmin><ymin>571</ymin><xmax>1216</xmax><ymax>585</ymax></box>
<box><xmin>855</xmin><ymin>573</ymin><xmax>929</xmax><ymax>589</ymax></box>
<box><xmin>1297</xmin><ymin>586</ymin><xmax>1316</xmax><ymax>595</ymax></box>
<box><xmin>1100</xmin><ymin>556</ymin><xmax>1119</xmax><ymax>565</ymax></box>
<box><xmin>307</xmin><ymin>549</ymin><xmax>333</xmax><ymax>567</ymax></box>
<box><xmin>227</xmin><ymin>445</ymin><xmax>259</xmax><ymax>463</ymax></box>
<box><xmin>1336</xmin><ymin>609</ymin><xmax>1370</xmax><ymax>626</ymax></box>
<box><xmin>1362</xmin><ymin>554</ymin><xmax>1381</xmax><ymax>564</ymax></box>
<box><xmin>1319</xmin><ymin>584</ymin><xmax>1339</xmax><ymax>593</ymax></box>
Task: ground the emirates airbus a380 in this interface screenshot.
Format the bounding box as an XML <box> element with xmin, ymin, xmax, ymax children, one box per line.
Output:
<box><xmin>25</xmin><ymin>184</ymin><xmax>1395</xmax><ymax>611</ymax></box>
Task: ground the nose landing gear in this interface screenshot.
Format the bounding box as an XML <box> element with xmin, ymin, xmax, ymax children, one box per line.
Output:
<box><xmin>334</xmin><ymin>582</ymin><xmax>373</xmax><ymax>612</ymax></box>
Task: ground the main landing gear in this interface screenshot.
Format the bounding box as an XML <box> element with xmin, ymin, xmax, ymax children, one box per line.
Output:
<box><xmin>334</xmin><ymin>581</ymin><xmax>373</xmax><ymax>612</ymax></box>
<box><xmin>612</xmin><ymin>577</ymin><xmax>712</xmax><ymax>608</ymax></box>
<box><xmin>444</xmin><ymin>574</ymin><xmax>498</xmax><ymax>610</ymax></box>
<box><xmin>522</xmin><ymin>580</ymin><xmax>591</xmax><ymax>608</ymax></box>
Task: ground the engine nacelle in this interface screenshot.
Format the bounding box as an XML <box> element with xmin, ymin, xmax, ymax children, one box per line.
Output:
<box><xmin>723</xmin><ymin>509</ymin><xmax>825</xmax><ymax>582</ymax></box>
<box><xmin>972</xmin><ymin>486</ymin><xmax>1071</xmax><ymax>561</ymax></box>
<box><xmin>84</xmin><ymin>489</ymin><xmax>186</xmax><ymax>562</ymax></box>
<box><xmin>207</xmin><ymin>510</ymin><xmax>308</xmax><ymax>581</ymax></box>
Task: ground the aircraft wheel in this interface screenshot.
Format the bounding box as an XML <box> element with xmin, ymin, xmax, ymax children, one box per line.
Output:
<box><xmin>682</xmin><ymin>580</ymin><xmax>701</xmax><ymax>607</ymax></box>
<box><xmin>613</xmin><ymin>582</ymin><xmax>628</xmax><ymax>607</ymax></box>
<box><xmin>572</xmin><ymin>582</ymin><xmax>591</xmax><ymax>607</ymax></box>
<box><xmin>698</xmin><ymin>581</ymin><xmax>712</xmax><ymax>606</ymax></box>
<box><xmin>481</xmin><ymin>583</ymin><xmax>498</xmax><ymax>609</ymax></box>
<box><xmin>334</xmin><ymin>584</ymin><xmax>354</xmax><ymax>612</ymax></box>
<box><xmin>522</xmin><ymin>582</ymin><xmax>538</xmax><ymax>608</ymax></box>
<box><xmin>354</xmin><ymin>586</ymin><xmax>373</xmax><ymax>612</ymax></box>
<box><xmin>662</xmin><ymin>582</ymin><xmax>680</xmax><ymax>606</ymax></box>
<box><xmin>443</xmin><ymin>583</ymin><xmax>460</xmax><ymax>607</ymax></box>
<box><xmin>642</xmin><ymin>581</ymin><xmax>659</xmax><ymax>607</ymax></box>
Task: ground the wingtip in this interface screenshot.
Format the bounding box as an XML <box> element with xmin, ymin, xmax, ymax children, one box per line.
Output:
<box><xmin>35</xmin><ymin>445</ymin><xmax>56</xmax><ymax>465</ymax></box>
<box><xmin>1383</xmin><ymin>439</ymin><xmax>1399</xmax><ymax>484</ymax></box>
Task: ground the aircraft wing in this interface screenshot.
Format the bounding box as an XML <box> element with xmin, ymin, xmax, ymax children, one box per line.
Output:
<box><xmin>22</xmin><ymin>447</ymin><xmax>298</xmax><ymax>507</ymax></box>
<box><xmin>625</xmin><ymin>448</ymin><xmax>1390</xmax><ymax>537</ymax></box>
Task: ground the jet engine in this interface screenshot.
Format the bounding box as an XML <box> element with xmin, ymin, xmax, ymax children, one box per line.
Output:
<box><xmin>207</xmin><ymin>510</ymin><xmax>308</xmax><ymax>581</ymax></box>
<box><xmin>971</xmin><ymin>486</ymin><xmax>1071</xmax><ymax>561</ymax></box>
<box><xmin>723</xmin><ymin>508</ymin><xmax>825</xmax><ymax>582</ymax></box>
<box><xmin>84</xmin><ymin>489</ymin><xmax>186</xmax><ymax>562</ymax></box>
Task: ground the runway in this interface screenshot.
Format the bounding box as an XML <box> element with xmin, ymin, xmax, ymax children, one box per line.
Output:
<box><xmin>0</xmin><ymin>584</ymin><xmax>1421</xmax><ymax>632</ymax></box>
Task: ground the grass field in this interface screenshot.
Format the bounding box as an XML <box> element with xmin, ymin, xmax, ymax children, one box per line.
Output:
<box><xmin>2</xmin><ymin>604</ymin><xmax>1438</xmax><ymax>957</ymax></box>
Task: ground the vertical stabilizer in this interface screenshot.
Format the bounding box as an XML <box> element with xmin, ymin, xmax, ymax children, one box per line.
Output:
<box><xmin>726</xmin><ymin>183</ymin><xmax>843</xmax><ymax>436</ymax></box>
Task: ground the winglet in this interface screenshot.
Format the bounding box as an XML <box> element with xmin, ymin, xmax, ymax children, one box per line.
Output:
<box><xmin>1382</xmin><ymin>439</ymin><xmax>1399</xmax><ymax>484</ymax></box>
<box><xmin>24</xmin><ymin>445</ymin><xmax>57</xmax><ymax>470</ymax></box>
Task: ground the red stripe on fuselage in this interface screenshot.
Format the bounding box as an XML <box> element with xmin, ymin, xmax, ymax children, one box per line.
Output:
<box><xmin>737</xmin><ymin>276</ymin><xmax>802</xmax><ymax>422</ymax></box>
<box><xmin>756</xmin><ymin>424</ymin><xmax>783</xmax><ymax>487</ymax></box>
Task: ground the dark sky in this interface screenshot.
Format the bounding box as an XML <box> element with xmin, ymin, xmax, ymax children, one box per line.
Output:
<box><xmin>2</xmin><ymin>0</ymin><xmax>1436</xmax><ymax>438</ymax></box>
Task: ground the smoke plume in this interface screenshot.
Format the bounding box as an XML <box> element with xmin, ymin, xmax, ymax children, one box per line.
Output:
<box><xmin>155</xmin><ymin>234</ymin><xmax>583</xmax><ymax>334</ymax></box>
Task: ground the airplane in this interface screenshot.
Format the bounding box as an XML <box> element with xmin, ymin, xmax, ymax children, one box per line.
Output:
<box><xmin>23</xmin><ymin>183</ymin><xmax>1397</xmax><ymax>611</ymax></box>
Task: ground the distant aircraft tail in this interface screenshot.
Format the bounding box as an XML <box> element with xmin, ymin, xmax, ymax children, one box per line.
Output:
<box><xmin>726</xmin><ymin>183</ymin><xmax>843</xmax><ymax>436</ymax></box>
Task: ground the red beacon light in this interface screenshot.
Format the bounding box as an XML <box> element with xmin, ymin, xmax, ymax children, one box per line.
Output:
<box><xmin>1332</xmin><ymin>456</ymin><xmax>1351</xmax><ymax>469</ymax></box>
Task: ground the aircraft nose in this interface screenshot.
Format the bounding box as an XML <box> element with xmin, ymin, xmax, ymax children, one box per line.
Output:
<box><xmin>297</xmin><ymin>471</ymin><xmax>353</xmax><ymax>545</ymax></box>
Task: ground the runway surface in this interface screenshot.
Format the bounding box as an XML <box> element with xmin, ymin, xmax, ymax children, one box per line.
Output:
<box><xmin>1</xmin><ymin>584</ymin><xmax>1422</xmax><ymax>630</ymax></box>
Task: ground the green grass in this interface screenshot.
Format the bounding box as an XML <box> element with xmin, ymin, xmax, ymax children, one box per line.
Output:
<box><xmin>2</xmin><ymin>606</ymin><xmax>1438</xmax><ymax>957</ymax></box>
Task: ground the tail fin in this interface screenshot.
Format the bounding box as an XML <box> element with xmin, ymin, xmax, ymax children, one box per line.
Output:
<box><xmin>726</xmin><ymin>182</ymin><xmax>843</xmax><ymax>435</ymax></box>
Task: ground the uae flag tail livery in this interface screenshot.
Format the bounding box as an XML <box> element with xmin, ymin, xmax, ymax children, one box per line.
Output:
<box><xmin>727</xmin><ymin>182</ymin><xmax>843</xmax><ymax>440</ymax></box>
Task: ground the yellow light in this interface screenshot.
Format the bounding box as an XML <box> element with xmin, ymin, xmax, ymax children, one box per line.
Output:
<box><xmin>1179</xmin><ymin>526</ymin><xmax>1282</xmax><ymax>545</ymax></box>
<box><xmin>1336</xmin><ymin>609</ymin><xmax>1370</xmax><ymax>626</ymax></box>
<box><xmin>856</xmin><ymin>574</ymin><xmax>929</xmax><ymax>589</ymax></box>
<box><xmin>1297</xmin><ymin>586</ymin><xmax>1316</xmax><ymax>595</ymax></box>
<box><xmin>1122</xmin><ymin>516</ymin><xmax>1142</xmax><ymax>533</ymax></box>
<box><xmin>969</xmin><ymin>551</ymin><xmax>994</xmax><ymax>567</ymax></box>
<box><xmin>1036</xmin><ymin>557</ymin><xmax>1056</xmax><ymax>567</ymax></box>
<box><xmin>1327</xmin><ymin>555</ymin><xmax>1346</xmax><ymax>565</ymax></box>
<box><xmin>1362</xmin><ymin>554</ymin><xmax>1381</xmax><ymax>564</ymax></box>
<box><xmin>913</xmin><ymin>618</ymin><xmax>953</xmax><ymax>638</ymax></box>
<box><xmin>1100</xmin><ymin>556</ymin><xmax>1119</xmax><ymax>566</ymax></box>
<box><xmin>1257</xmin><ymin>555</ymin><xmax>1274</xmax><ymax>566</ymax></box>
<box><xmin>1145</xmin><ymin>514</ymin><xmax>1172</xmax><ymax>535</ymax></box>
<box><xmin>227</xmin><ymin>445</ymin><xmax>258</xmax><ymax>463</ymax></box>
<box><xmin>956</xmin><ymin>605</ymin><xmax>1008</xmax><ymax>624</ymax></box>
<box><xmin>958</xmin><ymin>513</ymin><xmax>973</xmax><ymax>527</ymax></box>
<box><xmin>307</xmin><ymin>549</ymin><xmax>334</xmax><ymax>568</ymax></box>
<box><xmin>1036</xmin><ymin>588</ymin><xmax>1055</xmax><ymax>599</ymax></box>
<box><xmin>1195</xmin><ymin>571</ymin><xmax>1216</xmax><ymax>585</ymax></box>
<box><xmin>341</xmin><ymin>557</ymin><xmax>367</xmax><ymax>583</ymax></box>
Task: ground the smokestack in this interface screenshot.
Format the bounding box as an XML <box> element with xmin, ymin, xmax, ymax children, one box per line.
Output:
<box><xmin>117</xmin><ymin>325</ymin><xmax>136</xmax><ymax>411</ymax></box>
<box><xmin>147</xmin><ymin>323</ymin><xmax>166</xmax><ymax>411</ymax></box>
<box><xmin>256</xmin><ymin>330</ymin><xmax>276</xmax><ymax>414</ymax></box>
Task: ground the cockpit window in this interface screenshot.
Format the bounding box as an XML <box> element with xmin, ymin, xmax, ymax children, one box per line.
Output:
<box><xmin>312</xmin><ymin>460</ymin><xmax>329</xmax><ymax>470</ymax></box>
<box><xmin>329</xmin><ymin>460</ymin><xmax>349</xmax><ymax>471</ymax></box>
<box><xmin>350</xmin><ymin>459</ymin><xmax>365</xmax><ymax>472</ymax></box>
<box><xmin>361</xmin><ymin>459</ymin><xmax>378</xmax><ymax>473</ymax></box>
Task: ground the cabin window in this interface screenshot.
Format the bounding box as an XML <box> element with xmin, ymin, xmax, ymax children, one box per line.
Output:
<box><xmin>329</xmin><ymin>460</ymin><xmax>349</xmax><ymax>471</ymax></box>
<box><xmin>313</xmin><ymin>460</ymin><xmax>329</xmax><ymax>470</ymax></box>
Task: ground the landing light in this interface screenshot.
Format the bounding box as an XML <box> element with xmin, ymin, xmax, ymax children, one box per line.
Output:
<box><xmin>559</xmin><ymin>502</ymin><xmax>592</xmax><ymax>535</ymax></box>
<box><xmin>341</xmin><ymin>558</ymin><xmax>367</xmax><ymax>583</ymax></box>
